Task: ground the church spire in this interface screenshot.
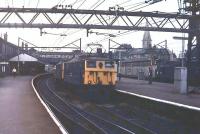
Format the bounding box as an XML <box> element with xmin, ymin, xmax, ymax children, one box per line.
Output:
<box><xmin>142</xmin><ymin>21</ymin><xmax>152</xmax><ymax>48</ymax></box>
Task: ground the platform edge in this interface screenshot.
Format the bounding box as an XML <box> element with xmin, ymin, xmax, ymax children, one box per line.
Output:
<box><xmin>31</xmin><ymin>74</ymin><xmax>68</xmax><ymax>134</ymax></box>
<box><xmin>117</xmin><ymin>89</ymin><xmax>200</xmax><ymax>112</ymax></box>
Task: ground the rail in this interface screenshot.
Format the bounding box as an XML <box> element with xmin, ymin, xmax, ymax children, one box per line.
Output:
<box><xmin>31</xmin><ymin>73</ymin><xmax>68</xmax><ymax>134</ymax></box>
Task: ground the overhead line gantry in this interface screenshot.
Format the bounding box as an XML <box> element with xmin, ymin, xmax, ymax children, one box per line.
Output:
<box><xmin>0</xmin><ymin>7</ymin><xmax>194</xmax><ymax>33</ymax></box>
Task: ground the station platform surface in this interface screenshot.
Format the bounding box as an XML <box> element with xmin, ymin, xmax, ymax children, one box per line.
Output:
<box><xmin>116</xmin><ymin>78</ymin><xmax>200</xmax><ymax>109</ymax></box>
<box><xmin>0</xmin><ymin>76</ymin><xmax>61</xmax><ymax>134</ymax></box>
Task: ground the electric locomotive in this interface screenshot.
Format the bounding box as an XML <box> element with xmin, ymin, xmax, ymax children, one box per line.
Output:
<box><xmin>54</xmin><ymin>53</ymin><xmax>117</xmax><ymax>94</ymax></box>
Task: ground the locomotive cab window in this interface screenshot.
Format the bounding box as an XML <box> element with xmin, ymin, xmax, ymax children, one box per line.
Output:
<box><xmin>105</xmin><ymin>61</ymin><xmax>114</xmax><ymax>68</ymax></box>
<box><xmin>87</xmin><ymin>61</ymin><xmax>96</xmax><ymax>68</ymax></box>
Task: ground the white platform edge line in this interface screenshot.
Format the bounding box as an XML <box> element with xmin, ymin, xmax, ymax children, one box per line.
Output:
<box><xmin>31</xmin><ymin>74</ymin><xmax>68</xmax><ymax>134</ymax></box>
<box><xmin>118</xmin><ymin>90</ymin><xmax>200</xmax><ymax>112</ymax></box>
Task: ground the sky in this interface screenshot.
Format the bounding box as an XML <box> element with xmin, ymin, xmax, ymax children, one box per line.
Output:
<box><xmin>0</xmin><ymin>0</ymin><xmax>186</xmax><ymax>56</ymax></box>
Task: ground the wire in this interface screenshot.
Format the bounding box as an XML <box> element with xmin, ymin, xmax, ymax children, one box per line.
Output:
<box><xmin>122</xmin><ymin>1</ymin><xmax>144</xmax><ymax>8</ymax></box>
<box><xmin>118</xmin><ymin>0</ymin><xmax>132</xmax><ymax>6</ymax></box>
<box><xmin>52</xmin><ymin>0</ymin><xmax>87</xmax><ymax>46</ymax></box>
<box><xmin>12</xmin><ymin>0</ymin><xmax>14</xmax><ymax>7</ymax></box>
<box><xmin>91</xmin><ymin>2</ymin><xmax>159</xmax><ymax>43</ymax></box>
<box><xmin>93</xmin><ymin>0</ymin><xmax>105</xmax><ymax>9</ymax></box>
<box><xmin>77</xmin><ymin>0</ymin><xmax>87</xmax><ymax>9</ymax></box>
<box><xmin>59</xmin><ymin>0</ymin><xmax>66</xmax><ymax>5</ymax></box>
<box><xmin>36</xmin><ymin>0</ymin><xmax>40</xmax><ymax>8</ymax></box>
<box><xmin>53</xmin><ymin>0</ymin><xmax>158</xmax><ymax>47</ymax></box>
<box><xmin>71</xmin><ymin>0</ymin><xmax>80</xmax><ymax>5</ymax></box>
<box><xmin>53</xmin><ymin>0</ymin><xmax>105</xmax><ymax>46</ymax></box>
<box><xmin>52</xmin><ymin>1</ymin><xmax>86</xmax><ymax>46</ymax></box>
<box><xmin>57</xmin><ymin>0</ymin><xmax>63</xmax><ymax>5</ymax></box>
<box><xmin>94</xmin><ymin>30</ymin><xmax>135</xmax><ymax>44</ymax></box>
<box><xmin>126</xmin><ymin>2</ymin><xmax>147</xmax><ymax>11</ymax></box>
<box><xmin>93</xmin><ymin>18</ymin><xmax>180</xmax><ymax>45</ymax></box>
<box><xmin>130</xmin><ymin>4</ymin><xmax>151</xmax><ymax>11</ymax></box>
<box><xmin>54</xmin><ymin>0</ymin><xmax>146</xmax><ymax>47</ymax></box>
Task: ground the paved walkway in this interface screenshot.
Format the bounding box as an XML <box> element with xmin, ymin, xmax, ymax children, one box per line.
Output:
<box><xmin>0</xmin><ymin>76</ymin><xmax>61</xmax><ymax>134</ymax></box>
<box><xmin>117</xmin><ymin>78</ymin><xmax>200</xmax><ymax>108</ymax></box>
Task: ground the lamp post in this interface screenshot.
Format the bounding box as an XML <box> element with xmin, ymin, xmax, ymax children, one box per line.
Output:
<box><xmin>116</xmin><ymin>49</ymin><xmax>126</xmax><ymax>78</ymax></box>
<box><xmin>17</xmin><ymin>37</ymin><xmax>20</xmax><ymax>74</ymax></box>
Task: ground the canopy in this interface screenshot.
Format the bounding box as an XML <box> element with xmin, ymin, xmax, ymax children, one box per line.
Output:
<box><xmin>9</xmin><ymin>53</ymin><xmax>38</xmax><ymax>62</ymax></box>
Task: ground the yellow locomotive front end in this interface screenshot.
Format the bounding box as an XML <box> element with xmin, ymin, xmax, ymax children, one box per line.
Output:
<box><xmin>83</xmin><ymin>59</ymin><xmax>117</xmax><ymax>87</ymax></box>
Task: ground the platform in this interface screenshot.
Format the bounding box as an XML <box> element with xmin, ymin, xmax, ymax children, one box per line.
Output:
<box><xmin>0</xmin><ymin>76</ymin><xmax>61</xmax><ymax>134</ymax></box>
<box><xmin>116</xmin><ymin>78</ymin><xmax>200</xmax><ymax>109</ymax></box>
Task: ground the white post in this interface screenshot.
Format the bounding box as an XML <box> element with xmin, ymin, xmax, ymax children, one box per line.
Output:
<box><xmin>174</xmin><ymin>67</ymin><xmax>187</xmax><ymax>94</ymax></box>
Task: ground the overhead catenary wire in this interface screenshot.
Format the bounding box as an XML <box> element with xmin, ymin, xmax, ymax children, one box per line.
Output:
<box><xmin>126</xmin><ymin>2</ymin><xmax>147</xmax><ymax>10</ymax></box>
<box><xmin>52</xmin><ymin>0</ymin><xmax>88</xmax><ymax>46</ymax></box>
<box><xmin>92</xmin><ymin>1</ymin><xmax>167</xmax><ymax>45</ymax></box>
<box><xmin>76</xmin><ymin>0</ymin><xmax>87</xmax><ymax>9</ymax></box>
<box><xmin>53</xmin><ymin>1</ymin><xmax>138</xmax><ymax>46</ymax></box>
<box><xmin>93</xmin><ymin>18</ymin><xmax>179</xmax><ymax>46</ymax></box>
<box><xmin>57</xmin><ymin>0</ymin><xmax>63</xmax><ymax>5</ymax></box>
<box><xmin>118</xmin><ymin>0</ymin><xmax>132</xmax><ymax>6</ymax></box>
<box><xmin>92</xmin><ymin>0</ymin><xmax>105</xmax><ymax>10</ymax></box>
<box><xmin>52</xmin><ymin>0</ymin><xmax>107</xmax><ymax>46</ymax></box>
<box><xmin>52</xmin><ymin>0</ymin><xmax>82</xmax><ymax>46</ymax></box>
<box><xmin>53</xmin><ymin>0</ymin><xmax>164</xmax><ymax>47</ymax></box>
<box><xmin>36</xmin><ymin>0</ymin><xmax>40</xmax><ymax>8</ymax></box>
<box><xmin>54</xmin><ymin>0</ymin><xmax>137</xmax><ymax>46</ymax></box>
<box><xmin>122</xmin><ymin>1</ymin><xmax>145</xmax><ymax>9</ymax></box>
<box><xmin>53</xmin><ymin>0</ymin><xmax>106</xmax><ymax>46</ymax></box>
<box><xmin>130</xmin><ymin>3</ymin><xmax>152</xmax><ymax>11</ymax></box>
<box><xmin>71</xmin><ymin>0</ymin><xmax>79</xmax><ymax>5</ymax></box>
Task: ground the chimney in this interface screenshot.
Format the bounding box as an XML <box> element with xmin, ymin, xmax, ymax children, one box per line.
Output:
<box><xmin>97</xmin><ymin>48</ymin><xmax>102</xmax><ymax>54</ymax></box>
<box><xmin>25</xmin><ymin>44</ymin><xmax>28</xmax><ymax>51</ymax></box>
<box><xmin>4</xmin><ymin>32</ymin><xmax>8</xmax><ymax>41</ymax></box>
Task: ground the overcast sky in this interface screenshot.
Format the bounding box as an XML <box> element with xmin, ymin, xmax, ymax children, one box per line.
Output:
<box><xmin>0</xmin><ymin>0</ymin><xmax>185</xmax><ymax>55</ymax></box>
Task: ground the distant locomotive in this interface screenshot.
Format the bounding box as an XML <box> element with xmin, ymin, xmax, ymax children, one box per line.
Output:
<box><xmin>54</xmin><ymin>53</ymin><xmax>117</xmax><ymax>94</ymax></box>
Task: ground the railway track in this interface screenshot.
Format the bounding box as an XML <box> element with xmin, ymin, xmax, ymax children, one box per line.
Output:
<box><xmin>36</xmin><ymin>77</ymin><xmax>103</xmax><ymax>134</ymax></box>
<box><xmin>34</xmin><ymin>74</ymin><xmax>199</xmax><ymax>134</ymax></box>
<box><xmin>35</xmin><ymin>75</ymin><xmax>140</xmax><ymax>134</ymax></box>
<box><xmin>47</xmin><ymin>79</ymin><xmax>156</xmax><ymax>134</ymax></box>
<box><xmin>94</xmin><ymin>105</ymin><xmax>157</xmax><ymax>134</ymax></box>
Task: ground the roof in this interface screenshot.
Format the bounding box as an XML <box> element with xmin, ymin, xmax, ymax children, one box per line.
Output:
<box><xmin>9</xmin><ymin>53</ymin><xmax>38</xmax><ymax>62</ymax></box>
<box><xmin>128</xmin><ymin>48</ymin><xmax>169</xmax><ymax>55</ymax></box>
<box><xmin>0</xmin><ymin>37</ymin><xmax>18</xmax><ymax>49</ymax></box>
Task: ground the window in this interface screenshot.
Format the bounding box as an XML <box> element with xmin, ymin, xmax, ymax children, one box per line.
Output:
<box><xmin>105</xmin><ymin>61</ymin><xmax>114</xmax><ymax>68</ymax></box>
<box><xmin>87</xmin><ymin>61</ymin><xmax>96</xmax><ymax>68</ymax></box>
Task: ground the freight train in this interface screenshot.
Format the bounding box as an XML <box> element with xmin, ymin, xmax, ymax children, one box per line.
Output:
<box><xmin>54</xmin><ymin>53</ymin><xmax>117</xmax><ymax>96</ymax></box>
